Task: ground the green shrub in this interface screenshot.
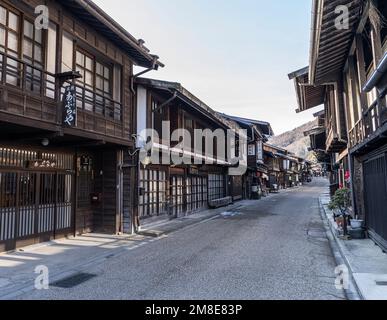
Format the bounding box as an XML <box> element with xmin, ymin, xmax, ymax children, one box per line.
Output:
<box><xmin>328</xmin><ymin>188</ymin><xmax>351</xmax><ymax>236</ymax></box>
<box><xmin>329</xmin><ymin>188</ymin><xmax>351</xmax><ymax>214</ymax></box>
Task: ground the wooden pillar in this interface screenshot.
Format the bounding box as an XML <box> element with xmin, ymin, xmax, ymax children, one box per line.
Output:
<box><xmin>116</xmin><ymin>149</ymin><xmax>123</xmax><ymax>234</ymax></box>
<box><xmin>330</xmin><ymin>85</ymin><xmax>338</xmax><ymax>139</ymax></box>
<box><xmin>370</xmin><ymin>1</ymin><xmax>385</xmax><ymax>126</ymax></box>
<box><xmin>370</xmin><ymin>0</ymin><xmax>383</xmax><ymax>65</ymax></box>
<box><xmin>355</xmin><ymin>34</ymin><xmax>368</xmax><ymax>113</ymax></box>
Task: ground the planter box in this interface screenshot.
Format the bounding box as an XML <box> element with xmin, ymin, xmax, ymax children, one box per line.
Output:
<box><xmin>209</xmin><ymin>197</ymin><xmax>233</xmax><ymax>209</ymax></box>
<box><xmin>349</xmin><ymin>228</ymin><xmax>366</xmax><ymax>239</ymax></box>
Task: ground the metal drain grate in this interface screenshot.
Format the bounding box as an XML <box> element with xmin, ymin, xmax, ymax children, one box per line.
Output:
<box><xmin>51</xmin><ymin>273</ymin><xmax>97</xmax><ymax>288</ymax></box>
<box><xmin>375</xmin><ymin>281</ymin><xmax>387</xmax><ymax>286</ymax></box>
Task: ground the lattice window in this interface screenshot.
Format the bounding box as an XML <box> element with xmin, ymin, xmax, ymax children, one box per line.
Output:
<box><xmin>23</xmin><ymin>19</ymin><xmax>43</xmax><ymax>93</ymax></box>
<box><xmin>208</xmin><ymin>174</ymin><xmax>225</xmax><ymax>201</ymax></box>
<box><xmin>139</xmin><ymin>169</ymin><xmax>167</xmax><ymax>218</ymax></box>
<box><xmin>171</xmin><ymin>176</ymin><xmax>184</xmax><ymax>216</ymax></box>
<box><xmin>0</xmin><ymin>5</ymin><xmax>20</xmax><ymax>86</ymax></box>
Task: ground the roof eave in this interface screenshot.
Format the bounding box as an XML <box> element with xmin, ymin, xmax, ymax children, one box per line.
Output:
<box><xmin>61</xmin><ymin>0</ymin><xmax>164</xmax><ymax>69</ymax></box>
<box><xmin>309</xmin><ymin>0</ymin><xmax>323</xmax><ymax>85</ymax></box>
<box><xmin>135</xmin><ymin>78</ymin><xmax>233</xmax><ymax>131</ymax></box>
<box><xmin>309</xmin><ymin>0</ymin><xmax>363</xmax><ymax>85</ymax></box>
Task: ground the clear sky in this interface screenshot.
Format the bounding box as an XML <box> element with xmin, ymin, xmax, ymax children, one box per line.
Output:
<box><xmin>94</xmin><ymin>0</ymin><xmax>321</xmax><ymax>135</ymax></box>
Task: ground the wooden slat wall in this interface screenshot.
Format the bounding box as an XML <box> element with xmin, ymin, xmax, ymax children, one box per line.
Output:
<box><xmin>93</xmin><ymin>150</ymin><xmax>118</xmax><ymax>233</ymax></box>
<box><xmin>75</xmin><ymin>151</ymin><xmax>95</xmax><ymax>235</ymax></box>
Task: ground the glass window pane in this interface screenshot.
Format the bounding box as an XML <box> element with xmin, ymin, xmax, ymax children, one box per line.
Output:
<box><xmin>113</xmin><ymin>64</ymin><xmax>121</xmax><ymax>102</ymax></box>
<box><xmin>62</xmin><ymin>33</ymin><xmax>73</xmax><ymax>72</ymax></box>
<box><xmin>35</xmin><ymin>29</ymin><xmax>42</xmax><ymax>43</ymax></box>
<box><xmin>76</xmin><ymin>67</ymin><xmax>85</xmax><ymax>81</ymax></box>
<box><xmin>76</xmin><ymin>51</ymin><xmax>83</xmax><ymax>66</ymax></box>
<box><xmin>34</xmin><ymin>45</ymin><xmax>42</xmax><ymax>62</ymax></box>
<box><xmin>85</xmin><ymin>71</ymin><xmax>93</xmax><ymax>86</ymax></box>
<box><xmin>104</xmin><ymin>66</ymin><xmax>110</xmax><ymax>78</ymax></box>
<box><xmin>85</xmin><ymin>56</ymin><xmax>93</xmax><ymax>70</ymax></box>
<box><xmin>0</xmin><ymin>6</ymin><xmax>6</xmax><ymax>25</ymax></box>
<box><xmin>46</xmin><ymin>22</ymin><xmax>57</xmax><ymax>74</ymax></box>
<box><xmin>8</xmin><ymin>12</ymin><xmax>19</xmax><ymax>31</ymax></box>
<box><xmin>0</xmin><ymin>27</ymin><xmax>5</xmax><ymax>46</ymax></box>
<box><xmin>96</xmin><ymin>62</ymin><xmax>103</xmax><ymax>75</ymax></box>
<box><xmin>104</xmin><ymin>80</ymin><xmax>109</xmax><ymax>92</ymax></box>
<box><xmin>7</xmin><ymin>32</ymin><xmax>18</xmax><ymax>51</ymax></box>
<box><xmin>23</xmin><ymin>20</ymin><xmax>33</xmax><ymax>38</ymax></box>
<box><xmin>96</xmin><ymin>76</ymin><xmax>103</xmax><ymax>90</ymax></box>
<box><xmin>85</xmin><ymin>89</ymin><xmax>93</xmax><ymax>99</ymax></box>
<box><xmin>23</xmin><ymin>39</ymin><xmax>33</xmax><ymax>57</ymax></box>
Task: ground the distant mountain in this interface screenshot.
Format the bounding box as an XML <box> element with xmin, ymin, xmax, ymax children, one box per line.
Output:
<box><xmin>268</xmin><ymin>120</ymin><xmax>318</xmax><ymax>159</ymax></box>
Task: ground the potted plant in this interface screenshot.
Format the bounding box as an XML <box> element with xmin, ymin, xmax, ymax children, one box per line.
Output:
<box><xmin>328</xmin><ymin>188</ymin><xmax>351</xmax><ymax>238</ymax></box>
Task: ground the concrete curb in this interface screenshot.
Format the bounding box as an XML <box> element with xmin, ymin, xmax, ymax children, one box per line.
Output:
<box><xmin>318</xmin><ymin>196</ymin><xmax>363</xmax><ymax>300</ymax></box>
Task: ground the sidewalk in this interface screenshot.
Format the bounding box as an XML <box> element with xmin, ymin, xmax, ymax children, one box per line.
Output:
<box><xmin>320</xmin><ymin>192</ymin><xmax>387</xmax><ymax>300</ymax></box>
<box><xmin>0</xmin><ymin>199</ymin><xmax>250</xmax><ymax>300</ymax></box>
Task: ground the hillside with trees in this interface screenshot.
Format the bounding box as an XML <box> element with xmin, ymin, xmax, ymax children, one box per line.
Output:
<box><xmin>269</xmin><ymin>120</ymin><xmax>318</xmax><ymax>160</ymax></box>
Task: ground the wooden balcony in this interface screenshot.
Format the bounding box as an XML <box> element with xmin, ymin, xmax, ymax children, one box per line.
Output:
<box><xmin>325</xmin><ymin>120</ymin><xmax>347</xmax><ymax>153</ymax></box>
<box><xmin>0</xmin><ymin>53</ymin><xmax>58</xmax><ymax>126</ymax></box>
<box><xmin>0</xmin><ymin>52</ymin><xmax>128</xmax><ymax>144</ymax></box>
<box><xmin>349</xmin><ymin>88</ymin><xmax>387</xmax><ymax>150</ymax></box>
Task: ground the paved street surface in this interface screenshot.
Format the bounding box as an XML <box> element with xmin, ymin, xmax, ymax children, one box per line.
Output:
<box><xmin>10</xmin><ymin>178</ymin><xmax>345</xmax><ymax>300</ymax></box>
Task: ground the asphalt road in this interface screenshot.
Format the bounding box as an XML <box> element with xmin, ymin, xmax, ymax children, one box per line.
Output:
<box><xmin>18</xmin><ymin>178</ymin><xmax>345</xmax><ymax>300</ymax></box>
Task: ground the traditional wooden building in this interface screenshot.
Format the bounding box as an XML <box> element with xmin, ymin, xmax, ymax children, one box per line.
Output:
<box><xmin>263</xmin><ymin>143</ymin><xmax>296</xmax><ymax>190</ymax></box>
<box><xmin>134</xmin><ymin>78</ymin><xmax>242</xmax><ymax>227</ymax></box>
<box><xmin>0</xmin><ymin>0</ymin><xmax>162</xmax><ymax>252</ymax></box>
<box><xmin>219</xmin><ymin>115</ymin><xmax>273</xmax><ymax>199</ymax></box>
<box><xmin>294</xmin><ymin>156</ymin><xmax>312</xmax><ymax>184</ymax></box>
<box><xmin>289</xmin><ymin>65</ymin><xmax>348</xmax><ymax>195</ymax></box>
<box><xmin>289</xmin><ymin>0</ymin><xmax>387</xmax><ymax>250</ymax></box>
<box><xmin>283</xmin><ymin>153</ymin><xmax>300</xmax><ymax>188</ymax></box>
<box><xmin>263</xmin><ymin>143</ymin><xmax>281</xmax><ymax>191</ymax></box>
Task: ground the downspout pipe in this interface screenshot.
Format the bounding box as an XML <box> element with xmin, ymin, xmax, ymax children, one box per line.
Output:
<box><xmin>153</xmin><ymin>91</ymin><xmax>178</xmax><ymax>113</ymax></box>
<box><xmin>128</xmin><ymin>57</ymin><xmax>159</xmax><ymax>234</ymax></box>
<box><xmin>130</xmin><ymin>56</ymin><xmax>159</xmax><ymax>95</ymax></box>
<box><xmin>363</xmin><ymin>52</ymin><xmax>387</xmax><ymax>92</ymax></box>
<box><xmin>250</xmin><ymin>126</ymin><xmax>255</xmax><ymax>143</ymax></box>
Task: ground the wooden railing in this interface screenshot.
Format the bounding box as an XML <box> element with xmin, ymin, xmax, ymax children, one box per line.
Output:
<box><xmin>349</xmin><ymin>119</ymin><xmax>365</xmax><ymax>148</ymax></box>
<box><xmin>63</xmin><ymin>83</ymin><xmax>122</xmax><ymax>122</ymax></box>
<box><xmin>348</xmin><ymin>89</ymin><xmax>387</xmax><ymax>149</ymax></box>
<box><xmin>0</xmin><ymin>52</ymin><xmax>56</xmax><ymax>99</ymax></box>
<box><xmin>0</xmin><ymin>51</ymin><xmax>122</xmax><ymax>123</ymax></box>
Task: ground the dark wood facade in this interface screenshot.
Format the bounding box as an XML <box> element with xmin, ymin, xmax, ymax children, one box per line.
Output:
<box><xmin>263</xmin><ymin>144</ymin><xmax>307</xmax><ymax>191</ymax></box>
<box><xmin>134</xmin><ymin>78</ymin><xmax>238</xmax><ymax>226</ymax></box>
<box><xmin>290</xmin><ymin>0</ymin><xmax>387</xmax><ymax>250</ymax></box>
<box><xmin>221</xmin><ymin>115</ymin><xmax>273</xmax><ymax>199</ymax></box>
<box><xmin>0</xmin><ymin>0</ymin><xmax>161</xmax><ymax>251</ymax></box>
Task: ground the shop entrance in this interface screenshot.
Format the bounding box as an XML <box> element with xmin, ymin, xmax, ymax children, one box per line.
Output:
<box><xmin>0</xmin><ymin>148</ymin><xmax>74</xmax><ymax>252</ymax></box>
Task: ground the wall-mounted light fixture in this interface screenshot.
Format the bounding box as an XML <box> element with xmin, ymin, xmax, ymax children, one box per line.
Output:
<box><xmin>41</xmin><ymin>138</ymin><xmax>50</xmax><ymax>147</ymax></box>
